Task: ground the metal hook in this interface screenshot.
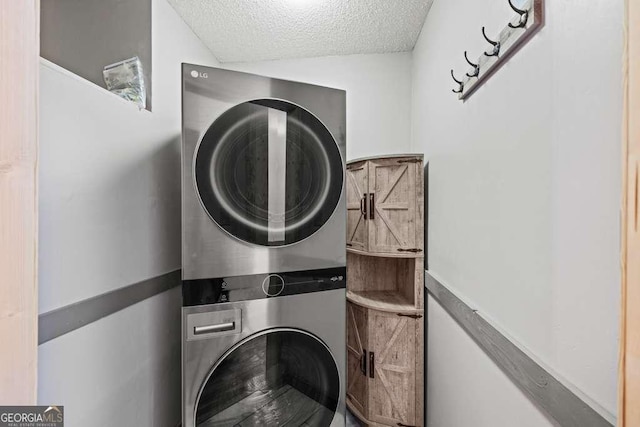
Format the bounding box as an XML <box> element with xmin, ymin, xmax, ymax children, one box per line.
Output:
<box><xmin>464</xmin><ymin>51</ymin><xmax>479</xmax><ymax>78</ymax></box>
<box><xmin>507</xmin><ymin>0</ymin><xmax>529</xmax><ymax>28</ymax></box>
<box><xmin>451</xmin><ymin>69</ymin><xmax>463</xmax><ymax>85</ymax></box>
<box><xmin>482</xmin><ymin>27</ymin><xmax>500</xmax><ymax>57</ymax></box>
<box><xmin>482</xmin><ymin>26</ymin><xmax>499</xmax><ymax>46</ymax></box>
<box><xmin>451</xmin><ymin>69</ymin><xmax>464</xmax><ymax>94</ymax></box>
<box><xmin>507</xmin><ymin>0</ymin><xmax>527</xmax><ymax>16</ymax></box>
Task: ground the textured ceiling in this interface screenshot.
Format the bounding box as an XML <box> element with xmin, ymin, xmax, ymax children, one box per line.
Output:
<box><xmin>166</xmin><ymin>0</ymin><xmax>433</xmax><ymax>63</ymax></box>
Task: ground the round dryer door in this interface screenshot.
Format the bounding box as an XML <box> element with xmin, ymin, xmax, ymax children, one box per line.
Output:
<box><xmin>194</xmin><ymin>329</ymin><xmax>340</xmax><ymax>426</ymax></box>
<box><xmin>194</xmin><ymin>99</ymin><xmax>343</xmax><ymax>246</ymax></box>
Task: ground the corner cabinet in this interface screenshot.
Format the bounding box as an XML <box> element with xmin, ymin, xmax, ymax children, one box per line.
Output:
<box><xmin>346</xmin><ymin>154</ymin><xmax>424</xmax><ymax>427</ymax></box>
<box><xmin>347</xmin><ymin>156</ymin><xmax>423</xmax><ymax>255</ymax></box>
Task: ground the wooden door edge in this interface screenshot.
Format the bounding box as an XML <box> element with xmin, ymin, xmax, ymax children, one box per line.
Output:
<box><xmin>621</xmin><ymin>0</ymin><xmax>629</xmax><ymax>425</ymax></box>
<box><xmin>0</xmin><ymin>0</ymin><xmax>40</xmax><ymax>404</ymax></box>
<box><xmin>620</xmin><ymin>0</ymin><xmax>640</xmax><ymax>425</ymax></box>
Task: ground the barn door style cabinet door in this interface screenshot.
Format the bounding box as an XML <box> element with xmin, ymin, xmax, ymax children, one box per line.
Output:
<box><xmin>346</xmin><ymin>160</ymin><xmax>369</xmax><ymax>252</ymax></box>
<box><xmin>346</xmin><ymin>302</ymin><xmax>369</xmax><ymax>416</ymax></box>
<box><xmin>346</xmin><ymin>154</ymin><xmax>424</xmax><ymax>427</ymax></box>
<box><xmin>367</xmin><ymin>309</ymin><xmax>418</xmax><ymax>426</ymax></box>
<box><xmin>346</xmin><ymin>155</ymin><xmax>423</xmax><ymax>255</ymax></box>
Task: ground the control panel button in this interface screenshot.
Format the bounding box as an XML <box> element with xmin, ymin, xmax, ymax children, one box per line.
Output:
<box><xmin>261</xmin><ymin>274</ymin><xmax>285</xmax><ymax>297</ymax></box>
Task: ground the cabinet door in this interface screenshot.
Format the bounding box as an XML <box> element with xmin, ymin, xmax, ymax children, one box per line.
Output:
<box><xmin>368</xmin><ymin>310</ymin><xmax>417</xmax><ymax>426</ymax></box>
<box><xmin>367</xmin><ymin>157</ymin><xmax>420</xmax><ymax>254</ymax></box>
<box><xmin>346</xmin><ymin>302</ymin><xmax>368</xmax><ymax>417</ymax></box>
<box><xmin>346</xmin><ymin>161</ymin><xmax>369</xmax><ymax>251</ymax></box>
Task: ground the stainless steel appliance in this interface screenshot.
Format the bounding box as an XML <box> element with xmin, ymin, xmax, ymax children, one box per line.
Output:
<box><xmin>182</xmin><ymin>270</ymin><xmax>346</xmax><ymax>427</ymax></box>
<box><xmin>181</xmin><ymin>65</ymin><xmax>347</xmax><ymax>426</ymax></box>
<box><xmin>181</xmin><ymin>64</ymin><xmax>346</xmax><ymax>280</ymax></box>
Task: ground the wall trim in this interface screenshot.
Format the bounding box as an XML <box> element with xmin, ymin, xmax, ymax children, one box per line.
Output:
<box><xmin>425</xmin><ymin>271</ymin><xmax>614</xmax><ymax>427</ymax></box>
<box><xmin>39</xmin><ymin>58</ymin><xmax>153</xmax><ymax>114</ymax></box>
<box><xmin>38</xmin><ymin>269</ymin><xmax>181</xmax><ymax>345</ymax></box>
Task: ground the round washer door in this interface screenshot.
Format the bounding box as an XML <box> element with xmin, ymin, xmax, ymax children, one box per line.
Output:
<box><xmin>195</xmin><ymin>99</ymin><xmax>343</xmax><ymax>247</ymax></box>
<box><xmin>195</xmin><ymin>329</ymin><xmax>340</xmax><ymax>426</ymax></box>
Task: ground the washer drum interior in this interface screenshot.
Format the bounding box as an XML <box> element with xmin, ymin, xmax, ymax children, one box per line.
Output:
<box><xmin>195</xmin><ymin>329</ymin><xmax>340</xmax><ymax>426</ymax></box>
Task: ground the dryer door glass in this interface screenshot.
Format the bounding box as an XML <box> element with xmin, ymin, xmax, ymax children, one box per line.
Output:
<box><xmin>195</xmin><ymin>329</ymin><xmax>340</xmax><ymax>426</ymax></box>
<box><xmin>195</xmin><ymin>99</ymin><xmax>343</xmax><ymax>246</ymax></box>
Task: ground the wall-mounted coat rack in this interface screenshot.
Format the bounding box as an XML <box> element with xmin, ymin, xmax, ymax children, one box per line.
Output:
<box><xmin>451</xmin><ymin>0</ymin><xmax>544</xmax><ymax>101</ymax></box>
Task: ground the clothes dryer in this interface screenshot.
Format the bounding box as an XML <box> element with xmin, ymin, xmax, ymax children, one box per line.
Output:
<box><xmin>182</xmin><ymin>65</ymin><xmax>346</xmax><ymax>280</ymax></box>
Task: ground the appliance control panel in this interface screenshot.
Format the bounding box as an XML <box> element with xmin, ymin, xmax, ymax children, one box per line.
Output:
<box><xmin>262</xmin><ymin>274</ymin><xmax>285</xmax><ymax>297</ymax></box>
<box><xmin>182</xmin><ymin>267</ymin><xmax>346</xmax><ymax>307</ymax></box>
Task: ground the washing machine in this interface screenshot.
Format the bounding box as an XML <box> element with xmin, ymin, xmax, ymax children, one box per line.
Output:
<box><xmin>181</xmin><ymin>65</ymin><xmax>347</xmax><ymax>426</ymax></box>
<box><xmin>182</xmin><ymin>269</ymin><xmax>346</xmax><ymax>426</ymax></box>
<box><xmin>181</xmin><ymin>64</ymin><xmax>346</xmax><ymax>280</ymax></box>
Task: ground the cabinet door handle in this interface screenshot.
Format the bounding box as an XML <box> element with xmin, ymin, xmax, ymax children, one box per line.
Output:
<box><xmin>397</xmin><ymin>248</ymin><xmax>423</xmax><ymax>253</ymax></box>
<box><xmin>369</xmin><ymin>351</ymin><xmax>375</xmax><ymax>378</ymax></box>
<box><xmin>397</xmin><ymin>313</ymin><xmax>423</xmax><ymax>319</ymax></box>
<box><xmin>368</xmin><ymin>193</ymin><xmax>375</xmax><ymax>220</ymax></box>
<box><xmin>397</xmin><ymin>423</ymin><xmax>417</xmax><ymax>427</ymax></box>
<box><xmin>360</xmin><ymin>195</ymin><xmax>367</xmax><ymax>218</ymax></box>
<box><xmin>360</xmin><ymin>349</ymin><xmax>367</xmax><ymax>375</ymax></box>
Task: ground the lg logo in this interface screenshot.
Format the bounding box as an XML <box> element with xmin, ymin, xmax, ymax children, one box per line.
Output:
<box><xmin>190</xmin><ymin>70</ymin><xmax>208</xmax><ymax>78</ymax></box>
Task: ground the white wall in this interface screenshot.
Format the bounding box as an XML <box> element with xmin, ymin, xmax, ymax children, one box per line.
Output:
<box><xmin>224</xmin><ymin>53</ymin><xmax>413</xmax><ymax>161</ymax></box>
<box><xmin>427</xmin><ymin>298</ymin><xmax>558</xmax><ymax>427</ymax></box>
<box><xmin>413</xmin><ymin>0</ymin><xmax>622</xmax><ymax>424</ymax></box>
<box><xmin>37</xmin><ymin>0</ymin><xmax>219</xmax><ymax>425</ymax></box>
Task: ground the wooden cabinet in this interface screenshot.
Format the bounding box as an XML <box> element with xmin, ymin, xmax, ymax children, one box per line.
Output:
<box><xmin>346</xmin><ymin>154</ymin><xmax>424</xmax><ymax>427</ymax></box>
<box><xmin>346</xmin><ymin>155</ymin><xmax>423</xmax><ymax>255</ymax></box>
<box><xmin>346</xmin><ymin>278</ymin><xmax>424</xmax><ymax>427</ymax></box>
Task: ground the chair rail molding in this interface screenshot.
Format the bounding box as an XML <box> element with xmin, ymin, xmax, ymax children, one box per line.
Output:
<box><xmin>425</xmin><ymin>271</ymin><xmax>614</xmax><ymax>427</ymax></box>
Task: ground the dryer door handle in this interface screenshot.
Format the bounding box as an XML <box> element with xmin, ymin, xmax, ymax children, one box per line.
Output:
<box><xmin>194</xmin><ymin>321</ymin><xmax>236</xmax><ymax>335</ymax></box>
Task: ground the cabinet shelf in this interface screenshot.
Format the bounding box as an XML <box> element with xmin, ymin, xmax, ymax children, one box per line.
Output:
<box><xmin>346</xmin><ymin>290</ymin><xmax>421</xmax><ymax>315</ymax></box>
<box><xmin>347</xmin><ymin>247</ymin><xmax>424</xmax><ymax>259</ymax></box>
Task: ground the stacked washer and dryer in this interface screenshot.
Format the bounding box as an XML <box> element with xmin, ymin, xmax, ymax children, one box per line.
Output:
<box><xmin>181</xmin><ymin>65</ymin><xmax>347</xmax><ymax>427</ymax></box>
